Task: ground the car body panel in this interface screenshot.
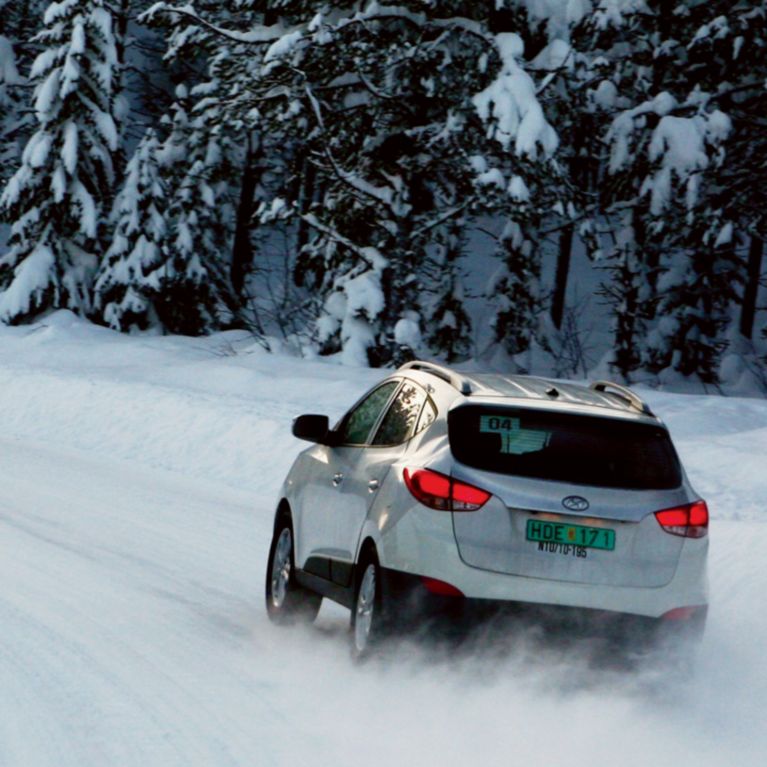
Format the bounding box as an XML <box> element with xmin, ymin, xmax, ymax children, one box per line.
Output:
<box><xmin>451</xmin><ymin>500</ymin><xmax>684</xmax><ymax>587</ymax></box>
<box><xmin>448</xmin><ymin>464</ymin><xmax>693</xmax><ymax>588</ymax></box>
<box><xmin>289</xmin><ymin>443</ymin><xmax>400</xmax><ymax>568</ymax></box>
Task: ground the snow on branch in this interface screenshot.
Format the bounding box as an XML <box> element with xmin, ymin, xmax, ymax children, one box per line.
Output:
<box><xmin>140</xmin><ymin>3</ymin><xmax>295</xmax><ymax>44</ymax></box>
<box><xmin>473</xmin><ymin>33</ymin><xmax>559</xmax><ymax>159</ymax></box>
<box><xmin>301</xmin><ymin>213</ymin><xmax>387</xmax><ymax>272</ymax></box>
<box><xmin>143</xmin><ymin>2</ymin><xmax>493</xmax><ymax>57</ymax></box>
<box><xmin>304</xmin><ymin>84</ymin><xmax>394</xmax><ymax>208</ymax></box>
<box><xmin>608</xmin><ymin>92</ymin><xmax>732</xmax><ymax>214</ymax></box>
<box><xmin>333</xmin><ymin>3</ymin><xmax>492</xmax><ymax>43</ymax></box>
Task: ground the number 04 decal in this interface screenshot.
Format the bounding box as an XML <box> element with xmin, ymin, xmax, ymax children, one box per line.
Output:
<box><xmin>478</xmin><ymin>414</ymin><xmax>551</xmax><ymax>455</ymax></box>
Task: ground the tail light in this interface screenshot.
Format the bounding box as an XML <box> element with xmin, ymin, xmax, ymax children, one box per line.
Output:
<box><xmin>655</xmin><ymin>500</ymin><xmax>708</xmax><ymax>538</ymax></box>
<box><xmin>403</xmin><ymin>468</ymin><xmax>491</xmax><ymax>511</ymax></box>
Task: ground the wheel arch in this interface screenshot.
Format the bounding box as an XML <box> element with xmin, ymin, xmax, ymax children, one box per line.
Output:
<box><xmin>354</xmin><ymin>536</ymin><xmax>379</xmax><ymax>588</ymax></box>
<box><xmin>357</xmin><ymin>536</ymin><xmax>378</xmax><ymax>564</ymax></box>
<box><xmin>273</xmin><ymin>498</ymin><xmax>292</xmax><ymax>531</ymax></box>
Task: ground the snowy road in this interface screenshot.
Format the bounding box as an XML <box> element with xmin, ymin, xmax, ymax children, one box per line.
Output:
<box><xmin>0</xmin><ymin>316</ymin><xmax>766</xmax><ymax>767</ymax></box>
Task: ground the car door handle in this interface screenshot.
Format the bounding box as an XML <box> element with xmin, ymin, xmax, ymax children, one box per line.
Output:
<box><xmin>332</xmin><ymin>473</ymin><xmax>344</xmax><ymax>487</ymax></box>
<box><xmin>368</xmin><ymin>479</ymin><xmax>380</xmax><ymax>492</ymax></box>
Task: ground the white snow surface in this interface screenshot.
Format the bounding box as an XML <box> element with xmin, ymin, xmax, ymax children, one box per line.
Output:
<box><xmin>0</xmin><ymin>311</ymin><xmax>765</xmax><ymax>767</ymax></box>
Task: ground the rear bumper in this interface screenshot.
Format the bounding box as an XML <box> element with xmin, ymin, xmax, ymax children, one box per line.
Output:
<box><xmin>380</xmin><ymin>567</ymin><xmax>708</xmax><ymax>641</ymax></box>
<box><xmin>377</xmin><ymin>507</ymin><xmax>708</xmax><ymax>619</ymax></box>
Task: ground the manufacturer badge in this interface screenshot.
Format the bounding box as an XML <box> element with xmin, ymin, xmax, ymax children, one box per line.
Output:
<box><xmin>562</xmin><ymin>495</ymin><xmax>590</xmax><ymax>512</ymax></box>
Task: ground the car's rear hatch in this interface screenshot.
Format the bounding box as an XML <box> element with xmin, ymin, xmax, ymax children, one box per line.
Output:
<box><xmin>448</xmin><ymin>404</ymin><xmax>689</xmax><ymax>588</ymax></box>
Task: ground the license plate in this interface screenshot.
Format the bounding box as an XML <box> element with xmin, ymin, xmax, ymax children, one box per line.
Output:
<box><xmin>526</xmin><ymin>519</ymin><xmax>615</xmax><ymax>551</ymax></box>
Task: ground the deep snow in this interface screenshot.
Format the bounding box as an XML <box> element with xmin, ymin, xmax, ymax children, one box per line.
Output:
<box><xmin>0</xmin><ymin>311</ymin><xmax>765</xmax><ymax>767</ymax></box>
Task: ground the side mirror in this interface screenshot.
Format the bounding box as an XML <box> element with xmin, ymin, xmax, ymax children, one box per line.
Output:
<box><xmin>292</xmin><ymin>414</ymin><xmax>331</xmax><ymax>444</ymax></box>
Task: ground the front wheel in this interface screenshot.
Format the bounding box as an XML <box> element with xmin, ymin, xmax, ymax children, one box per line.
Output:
<box><xmin>265</xmin><ymin>517</ymin><xmax>322</xmax><ymax>624</ymax></box>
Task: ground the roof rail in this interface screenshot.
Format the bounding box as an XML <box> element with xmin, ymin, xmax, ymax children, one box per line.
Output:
<box><xmin>589</xmin><ymin>380</ymin><xmax>654</xmax><ymax>416</ymax></box>
<box><xmin>399</xmin><ymin>360</ymin><xmax>473</xmax><ymax>395</ymax></box>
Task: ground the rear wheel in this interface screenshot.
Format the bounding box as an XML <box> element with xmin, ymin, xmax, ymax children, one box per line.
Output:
<box><xmin>351</xmin><ymin>551</ymin><xmax>389</xmax><ymax>659</ymax></box>
<box><xmin>265</xmin><ymin>516</ymin><xmax>322</xmax><ymax>624</ymax></box>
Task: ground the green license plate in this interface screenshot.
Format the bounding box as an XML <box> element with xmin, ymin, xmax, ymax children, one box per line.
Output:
<box><xmin>526</xmin><ymin>519</ymin><xmax>616</xmax><ymax>551</ymax></box>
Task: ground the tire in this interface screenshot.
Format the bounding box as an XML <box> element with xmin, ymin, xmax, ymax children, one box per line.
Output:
<box><xmin>265</xmin><ymin>515</ymin><xmax>322</xmax><ymax>624</ymax></box>
<box><xmin>350</xmin><ymin>550</ymin><xmax>389</xmax><ymax>659</ymax></box>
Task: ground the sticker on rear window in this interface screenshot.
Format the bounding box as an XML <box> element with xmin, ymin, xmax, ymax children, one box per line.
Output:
<box><xmin>479</xmin><ymin>415</ymin><xmax>551</xmax><ymax>455</ymax></box>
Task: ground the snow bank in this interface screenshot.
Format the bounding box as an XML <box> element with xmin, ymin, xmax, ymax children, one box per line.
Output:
<box><xmin>0</xmin><ymin>312</ymin><xmax>379</xmax><ymax>494</ymax></box>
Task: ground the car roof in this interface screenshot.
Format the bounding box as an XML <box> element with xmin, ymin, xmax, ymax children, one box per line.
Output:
<box><xmin>399</xmin><ymin>361</ymin><xmax>658</xmax><ymax>422</ymax></box>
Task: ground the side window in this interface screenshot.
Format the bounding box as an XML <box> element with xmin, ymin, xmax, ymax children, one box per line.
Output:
<box><xmin>337</xmin><ymin>381</ymin><xmax>399</xmax><ymax>445</ymax></box>
<box><xmin>372</xmin><ymin>381</ymin><xmax>433</xmax><ymax>446</ymax></box>
<box><xmin>416</xmin><ymin>398</ymin><xmax>437</xmax><ymax>434</ymax></box>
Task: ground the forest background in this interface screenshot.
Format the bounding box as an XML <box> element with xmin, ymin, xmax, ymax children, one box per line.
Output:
<box><xmin>1</xmin><ymin>0</ymin><xmax>766</xmax><ymax>393</ymax></box>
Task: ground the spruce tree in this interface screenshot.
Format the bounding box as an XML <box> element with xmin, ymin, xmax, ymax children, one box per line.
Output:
<box><xmin>0</xmin><ymin>1</ymin><xmax>51</xmax><ymax>187</ymax></box>
<box><xmin>139</xmin><ymin>3</ymin><xmax>264</xmax><ymax>333</ymax></box>
<box><xmin>424</xmin><ymin>220</ymin><xmax>472</xmax><ymax>363</ymax></box>
<box><xmin>471</xmin><ymin>29</ymin><xmax>562</xmax><ymax>366</ymax></box>
<box><xmin>0</xmin><ymin>29</ymin><xmax>23</xmax><ymax>186</ymax></box>
<box><xmin>0</xmin><ymin>0</ymin><xmax>120</xmax><ymax>323</ymax></box>
<box><xmin>150</xmin><ymin>88</ymin><xmax>234</xmax><ymax>334</ymax></box>
<box><xmin>140</xmin><ymin>3</ymin><xmax>566</xmax><ymax>362</ymax></box>
<box><xmin>94</xmin><ymin>127</ymin><xmax>166</xmax><ymax>330</ymax></box>
<box><xmin>575</xmin><ymin>1</ymin><xmax>757</xmax><ymax>383</ymax></box>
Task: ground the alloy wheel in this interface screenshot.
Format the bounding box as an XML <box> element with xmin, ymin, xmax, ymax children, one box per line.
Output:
<box><xmin>354</xmin><ymin>562</ymin><xmax>377</xmax><ymax>654</ymax></box>
<box><xmin>270</xmin><ymin>527</ymin><xmax>292</xmax><ymax>609</ymax></box>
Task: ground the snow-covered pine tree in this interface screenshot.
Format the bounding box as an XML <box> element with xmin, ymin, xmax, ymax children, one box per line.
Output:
<box><xmin>678</xmin><ymin>1</ymin><xmax>767</xmax><ymax>374</ymax></box>
<box><xmin>94</xmin><ymin>127</ymin><xmax>166</xmax><ymax>330</ymax></box>
<box><xmin>0</xmin><ymin>29</ymin><xmax>23</xmax><ymax>186</ymax></box>
<box><xmin>273</xmin><ymin>3</ymin><xmax>446</xmax><ymax>366</ymax></box>
<box><xmin>150</xmin><ymin>87</ymin><xmax>234</xmax><ymax>334</ymax></box>
<box><xmin>424</xmin><ymin>218</ymin><xmax>472</xmax><ymax>363</ymax></box>
<box><xmin>216</xmin><ymin>0</ymin><xmax>480</xmax><ymax>366</ymax></box>
<box><xmin>210</xmin><ymin>2</ymin><xmax>564</xmax><ymax>367</ymax></box>
<box><xmin>0</xmin><ymin>0</ymin><xmax>120</xmax><ymax>324</ymax></box>
<box><xmin>527</xmin><ymin>21</ymin><xmax>603</xmax><ymax>344</ymax></box>
<box><xmin>568</xmin><ymin>6</ymin><xmax>666</xmax><ymax>380</ymax></box>
<box><xmin>0</xmin><ymin>1</ymin><xmax>51</xmax><ymax>187</ymax></box>
<box><xmin>187</xmin><ymin>20</ymin><xmax>281</xmax><ymax>319</ymax></box>
<box><xmin>637</xmin><ymin>4</ymin><xmax>753</xmax><ymax>384</ymax></box>
<box><xmin>471</xmin><ymin>28</ymin><xmax>562</xmax><ymax>366</ymax></box>
<box><xmin>575</xmin><ymin>1</ymin><xmax>758</xmax><ymax>384</ymax></box>
<box><xmin>137</xmin><ymin>3</ymin><xmax>271</xmax><ymax>334</ymax></box>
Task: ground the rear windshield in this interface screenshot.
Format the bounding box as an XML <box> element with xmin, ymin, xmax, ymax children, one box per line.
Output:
<box><xmin>448</xmin><ymin>406</ymin><xmax>682</xmax><ymax>490</ymax></box>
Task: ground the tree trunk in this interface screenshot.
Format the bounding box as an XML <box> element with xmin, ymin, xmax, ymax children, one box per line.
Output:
<box><xmin>294</xmin><ymin>158</ymin><xmax>316</xmax><ymax>280</ymax></box>
<box><xmin>231</xmin><ymin>133</ymin><xmax>260</xmax><ymax>297</ymax></box>
<box><xmin>114</xmin><ymin>1</ymin><xmax>129</xmax><ymax>69</ymax></box>
<box><xmin>551</xmin><ymin>224</ymin><xmax>573</xmax><ymax>330</ymax></box>
<box><xmin>112</xmin><ymin>0</ymin><xmax>130</xmax><ymax>187</ymax></box>
<box><xmin>740</xmin><ymin>235</ymin><xmax>764</xmax><ymax>339</ymax></box>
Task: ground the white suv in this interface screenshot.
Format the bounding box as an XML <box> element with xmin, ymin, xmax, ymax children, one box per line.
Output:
<box><xmin>265</xmin><ymin>362</ymin><xmax>709</xmax><ymax>657</ymax></box>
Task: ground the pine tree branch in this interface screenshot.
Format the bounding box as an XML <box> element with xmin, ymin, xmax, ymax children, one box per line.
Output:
<box><xmin>303</xmin><ymin>82</ymin><xmax>395</xmax><ymax>209</ymax></box>
<box><xmin>354</xmin><ymin>65</ymin><xmax>398</xmax><ymax>101</ymax></box>
<box><xmin>300</xmin><ymin>213</ymin><xmax>378</xmax><ymax>271</ymax></box>
<box><xmin>142</xmin><ymin>3</ymin><xmax>494</xmax><ymax>51</ymax></box>
<box><xmin>413</xmin><ymin>204</ymin><xmax>468</xmax><ymax>237</ymax></box>
<box><xmin>140</xmin><ymin>3</ymin><xmax>291</xmax><ymax>45</ymax></box>
<box><xmin>708</xmin><ymin>80</ymin><xmax>767</xmax><ymax>103</ymax></box>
